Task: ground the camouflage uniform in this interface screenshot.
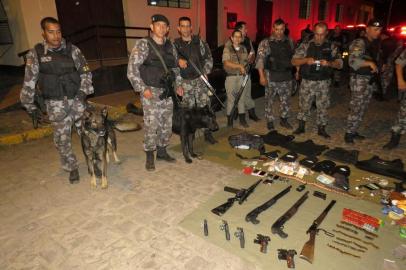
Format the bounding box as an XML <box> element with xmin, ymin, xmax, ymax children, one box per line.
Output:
<box><xmin>380</xmin><ymin>42</ymin><xmax>404</xmax><ymax>93</ymax></box>
<box><xmin>392</xmin><ymin>48</ymin><xmax>406</xmax><ymax>134</ymax></box>
<box><xmin>177</xmin><ymin>38</ymin><xmax>213</xmax><ymax>108</ymax></box>
<box><xmin>345</xmin><ymin>38</ymin><xmax>379</xmax><ymax>134</ymax></box>
<box><xmin>20</xmin><ymin>39</ymin><xmax>93</xmax><ymax>172</ymax></box>
<box><xmin>127</xmin><ymin>37</ymin><xmax>181</xmax><ymax>151</ymax></box>
<box><xmin>293</xmin><ymin>39</ymin><xmax>342</xmax><ymax>126</ymax></box>
<box><xmin>256</xmin><ymin>35</ymin><xmax>294</xmax><ymax>122</ymax></box>
<box><xmin>222</xmin><ymin>41</ymin><xmax>255</xmax><ymax>115</ymax></box>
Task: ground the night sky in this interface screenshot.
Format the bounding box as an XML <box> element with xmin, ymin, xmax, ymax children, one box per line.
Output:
<box><xmin>375</xmin><ymin>0</ymin><xmax>406</xmax><ymax>26</ymax></box>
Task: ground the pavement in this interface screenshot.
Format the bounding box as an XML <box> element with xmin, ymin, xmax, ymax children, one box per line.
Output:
<box><xmin>1</xmin><ymin>82</ymin><xmax>406</xmax><ymax>269</ymax></box>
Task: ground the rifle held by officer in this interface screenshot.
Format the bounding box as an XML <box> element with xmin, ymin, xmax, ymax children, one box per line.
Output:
<box><xmin>229</xmin><ymin>64</ymin><xmax>253</xmax><ymax>125</ymax></box>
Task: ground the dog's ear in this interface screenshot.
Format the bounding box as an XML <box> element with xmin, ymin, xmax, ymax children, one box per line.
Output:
<box><xmin>101</xmin><ymin>107</ymin><xmax>108</xmax><ymax>118</ymax></box>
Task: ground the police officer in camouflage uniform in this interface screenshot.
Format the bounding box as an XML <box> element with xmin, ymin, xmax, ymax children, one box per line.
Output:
<box><xmin>329</xmin><ymin>25</ymin><xmax>346</xmax><ymax>87</ymax></box>
<box><xmin>174</xmin><ymin>16</ymin><xmax>216</xmax><ymax>144</ymax></box>
<box><xmin>20</xmin><ymin>17</ymin><xmax>93</xmax><ymax>184</ymax></box>
<box><xmin>344</xmin><ymin>19</ymin><xmax>383</xmax><ymax>143</ymax></box>
<box><xmin>223</xmin><ymin>30</ymin><xmax>255</xmax><ymax>128</ymax></box>
<box><xmin>383</xmin><ymin>48</ymin><xmax>406</xmax><ymax>149</ymax></box>
<box><xmin>256</xmin><ymin>18</ymin><xmax>294</xmax><ymax>131</ymax></box>
<box><xmin>127</xmin><ymin>14</ymin><xmax>183</xmax><ymax>171</ymax></box>
<box><xmin>292</xmin><ymin>22</ymin><xmax>343</xmax><ymax>138</ymax></box>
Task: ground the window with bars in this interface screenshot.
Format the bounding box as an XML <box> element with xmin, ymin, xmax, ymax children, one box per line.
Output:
<box><xmin>335</xmin><ymin>4</ymin><xmax>343</xmax><ymax>22</ymax></box>
<box><xmin>147</xmin><ymin>0</ymin><xmax>190</xmax><ymax>9</ymax></box>
<box><xmin>318</xmin><ymin>0</ymin><xmax>328</xmax><ymax>21</ymax></box>
<box><xmin>299</xmin><ymin>0</ymin><xmax>312</xmax><ymax>19</ymax></box>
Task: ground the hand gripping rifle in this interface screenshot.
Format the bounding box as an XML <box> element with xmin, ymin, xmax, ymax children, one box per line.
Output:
<box><xmin>245</xmin><ymin>185</ymin><xmax>292</xmax><ymax>225</ymax></box>
<box><xmin>229</xmin><ymin>64</ymin><xmax>253</xmax><ymax>125</ymax></box>
<box><xmin>211</xmin><ymin>179</ymin><xmax>262</xmax><ymax>216</ymax></box>
<box><xmin>271</xmin><ymin>191</ymin><xmax>309</xmax><ymax>238</ymax></box>
<box><xmin>173</xmin><ymin>44</ymin><xmax>225</xmax><ymax>108</ymax></box>
<box><xmin>300</xmin><ymin>200</ymin><xmax>336</xmax><ymax>264</ymax></box>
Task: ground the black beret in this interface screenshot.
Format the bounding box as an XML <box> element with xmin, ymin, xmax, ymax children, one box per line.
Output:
<box><xmin>151</xmin><ymin>14</ymin><xmax>169</xmax><ymax>25</ymax></box>
<box><xmin>367</xmin><ymin>18</ymin><xmax>383</xmax><ymax>28</ymax></box>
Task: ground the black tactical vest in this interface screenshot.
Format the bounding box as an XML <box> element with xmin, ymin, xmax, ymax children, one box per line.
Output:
<box><xmin>35</xmin><ymin>43</ymin><xmax>80</xmax><ymax>100</ymax></box>
<box><xmin>266</xmin><ymin>39</ymin><xmax>293</xmax><ymax>82</ymax></box>
<box><xmin>139</xmin><ymin>37</ymin><xmax>177</xmax><ymax>88</ymax></box>
<box><xmin>351</xmin><ymin>37</ymin><xmax>380</xmax><ymax>76</ymax></box>
<box><xmin>300</xmin><ymin>41</ymin><xmax>333</xmax><ymax>81</ymax></box>
<box><xmin>174</xmin><ymin>36</ymin><xmax>205</xmax><ymax>79</ymax></box>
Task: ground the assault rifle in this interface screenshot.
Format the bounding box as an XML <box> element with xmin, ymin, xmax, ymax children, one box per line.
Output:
<box><xmin>211</xmin><ymin>179</ymin><xmax>262</xmax><ymax>216</ymax></box>
<box><xmin>370</xmin><ymin>71</ymin><xmax>385</xmax><ymax>101</ymax></box>
<box><xmin>173</xmin><ymin>43</ymin><xmax>225</xmax><ymax>108</ymax></box>
<box><xmin>271</xmin><ymin>191</ymin><xmax>309</xmax><ymax>238</ymax></box>
<box><xmin>229</xmin><ymin>64</ymin><xmax>253</xmax><ymax>125</ymax></box>
<box><xmin>245</xmin><ymin>185</ymin><xmax>292</xmax><ymax>224</ymax></box>
<box><xmin>300</xmin><ymin>200</ymin><xmax>336</xmax><ymax>264</ymax></box>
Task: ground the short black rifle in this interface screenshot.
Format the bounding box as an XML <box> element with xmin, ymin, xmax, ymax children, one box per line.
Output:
<box><xmin>229</xmin><ymin>63</ymin><xmax>253</xmax><ymax>125</ymax></box>
<box><xmin>300</xmin><ymin>200</ymin><xmax>336</xmax><ymax>264</ymax></box>
<box><xmin>211</xmin><ymin>179</ymin><xmax>262</xmax><ymax>216</ymax></box>
<box><xmin>173</xmin><ymin>42</ymin><xmax>225</xmax><ymax>108</ymax></box>
<box><xmin>245</xmin><ymin>185</ymin><xmax>292</xmax><ymax>224</ymax></box>
<box><xmin>271</xmin><ymin>191</ymin><xmax>309</xmax><ymax>238</ymax></box>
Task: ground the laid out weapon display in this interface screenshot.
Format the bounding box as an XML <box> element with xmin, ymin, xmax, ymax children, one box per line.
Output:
<box><xmin>278</xmin><ymin>249</ymin><xmax>297</xmax><ymax>269</ymax></box>
<box><xmin>271</xmin><ymin>191</ymin><xmax>310</xmax><ymax>238</ymax></box>
<box><xmin>220</xmin><ymin>220</ymin><xmax>230</xmax><ymax>241</ymax></box>
<box><xmin>300</xmin><ymin>200</ymin><xmax>337</xmax><ymax>264</ymax></box>
<box><xmin>234</xmin><ymin>227</ymin><xmax>245</xmax><ymax>249</ymax></box>
<box><xmin>211</xmin><ymin>179</ymin><xmax>262</xmax><ymax>216</ymax></box>
<box><xmin>245</xmin><ymin>185</ymin><xmax>292</xmax><ymax>224</ymax></box>
<box><xmin>254</xmin><ymin>234</ymin><xmax>271</xmax><ymax>253</ymax></box>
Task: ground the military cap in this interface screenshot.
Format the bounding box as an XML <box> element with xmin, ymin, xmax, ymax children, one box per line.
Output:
<box><xmin>151</xmin><ymin>14</ymin><xmax>169</xmax><ymax>25</ymax></box>
<box><xmin>367</xmin><ymin>18</ymin><xmax>383</xmax><ymax>28</ymax></box>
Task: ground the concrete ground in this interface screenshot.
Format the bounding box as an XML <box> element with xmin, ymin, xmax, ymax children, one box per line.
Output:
<box><xmin>1</xmin><ymin>82</ymin><xmax>405</xmax><ymax>269</ymax></box>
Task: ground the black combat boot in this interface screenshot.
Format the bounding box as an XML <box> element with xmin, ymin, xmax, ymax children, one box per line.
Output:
<box><xmin>383</xmin><ymin>132</ymin><xmax>401</xmax><ymax>150</ymax></box>
<box><xmin>353</xmin><ymin>132</ymin><xmax>366</xmax><ymax>140</ymax></box>
<box><xmin>293</xmin><ymin>120</ymin><xmax>305</xmax><ymax>135</ymax></box>
<box><xmin>227</xmin><ymin>115</ymin><xmax>233</xmax><ymax>127</ymax></box>
<box><xmin>204</xmin><ymin>129</ymin><xmax>218</xmax><ymax>144</ymax></box>
<box><xmin>280</xmin><ymin>117</ymin><xmax>293</xmax><ymax>129</ymax></box>
<box><xmin>344</xmin><ymin>133</ymin><xmax>354</xmax><ymax>144</ymax></box>
<box><xmin>69</xmin><ymin>169</ymin><xmax>80</xmax><ymax>184</ymax></box>
<box><xmin>239</xmin><ymin>113</ymin><xmax>249</xmax><ymax>128</ymax></box>
<box><xmin>317</xmin><ymin>125</ymin><xmax>331</xmax><ymax>139</ymax></box>
<box><xmin>267</xmin><ymin>121</ymin><xmax>274</xmax><ymax>131</ymax></box>
<box><xmin>248</xmin><ymin>108</ymin><xmax>260</xmax><ymax>122</ymax></box>
<box><xmin>156</xmin><ymin>146</ymin><xmax>176</xmax><ymax>162</ymax></box>
<box><xmin>145</xmin><ymin>151</ymin><xmax>155</xmax><ymax>171</ymax></box>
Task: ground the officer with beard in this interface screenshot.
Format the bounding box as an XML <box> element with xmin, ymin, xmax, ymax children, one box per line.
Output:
<box><xmin>256</xmin><ymin>18</ymin><xmax>295</xmax><ymax>131</ymax></box>
<box><xmin>127</xmin><ymin>14</ymin><xmax>184</xmax><ymax>171</ymax></box>
<box><xmin>292</xmin><ymin>22</ymin><xmax>343</xmax><ymax>138</ymax></box>
<box><xmin>174</xmin><ymin>16</ymin><xmax>216</xmax><ymax>144</ymax></box>
<box><xmin>344</xmin><ymin>19</ymin><xmax>382</xmax><ymax>143</ymax></box>
<box><xmin>20</xmin><ymin>17</ymin><xmax>94</xmax><ymax>184</ymax></box>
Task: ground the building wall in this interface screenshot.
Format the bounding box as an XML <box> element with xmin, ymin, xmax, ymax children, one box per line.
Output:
<box><xmin>218</xmin><ymin>0</ymin><xmax>257</xmax><ymax>45</ymax></box>
<box><xmin>0</xmin><ymin>0</ymin><xmax>57</xmax><ymax>66</ymax></box>
<box><xmin>122</xmin><ymin>0</ymin><xmax>206</xmax><ymax>51</ymax></box>
<box><xmin>272</xmin><ymin>0</ymin><xmax>373</xmax><ymax>42</ymax></box>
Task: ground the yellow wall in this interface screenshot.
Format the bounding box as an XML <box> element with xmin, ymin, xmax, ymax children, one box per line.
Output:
<box><xmin>122</xmin><ymin>0</ymin><xmax>206</xmax><ymax>52</ymax></box>
<box><xmin>0</xmin><ymin>0</ymin><xmax>57</xmax><ymax>66</ymax></box>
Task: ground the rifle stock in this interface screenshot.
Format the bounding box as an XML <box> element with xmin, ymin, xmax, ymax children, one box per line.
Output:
<box><xmin>299</xmin><ymin>230</ymin><xmax>316</xmax><ymax>263</ymax></box>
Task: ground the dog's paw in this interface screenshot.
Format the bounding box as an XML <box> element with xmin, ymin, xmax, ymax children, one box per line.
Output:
<box><xmin>185</xmin><ymin>158</ymin><xmax>193</xmax><ymax>163</ymax></box>
<box><xmin>101</xmin><ymin>177</ymin><xmax>108</xmax><ymax>189</ymax></box>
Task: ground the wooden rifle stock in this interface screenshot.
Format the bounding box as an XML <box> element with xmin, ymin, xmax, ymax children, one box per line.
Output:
<box><xmin>299</xmin><ymin>230</ymin><xmax>316</xmax><ymax>263</ymax></box>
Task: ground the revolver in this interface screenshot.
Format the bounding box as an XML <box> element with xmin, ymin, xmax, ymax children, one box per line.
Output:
<box><xmin>278</xmin><ymin>249</ymin><xmax>297</xmax><ymax>268</ymax></box>
<box><xmin>219</xmin><ymin>220</ymin><xmax>230</xmax><ymax>241</ymax></box>
<box><xmin>234</xmin><ymin>227</ymin><xmax>245</xmax><ymax>248</ymax></box>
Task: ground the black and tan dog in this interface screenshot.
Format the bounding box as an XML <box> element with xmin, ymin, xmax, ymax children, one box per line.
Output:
<box><xmin>172</xmin><ymin>105</ymin><xmax>219</xmax><ymax>163</ymax></box>
<box><xmin>81</xmin><ymin>105</ymin><xmax>120</xmax><ymax>188</ymax></box>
